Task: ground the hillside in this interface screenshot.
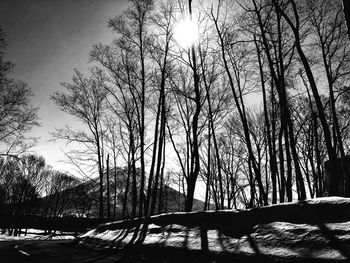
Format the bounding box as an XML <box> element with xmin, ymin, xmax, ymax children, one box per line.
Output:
<box><xmin>74</xmin><ymin>197</ymin><xmax>350</xmax><ymax>262</ymax></box>
<box><xmin>38</xmin><ymin>168</ymin><xmax>206</xmax><ymax>218</ymax></box>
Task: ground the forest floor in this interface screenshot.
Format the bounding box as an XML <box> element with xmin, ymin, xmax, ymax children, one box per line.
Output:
<box><xmin>75</xmin><ymin>197</ymin><xmax>350</xmax><ymax>262</ymax></box>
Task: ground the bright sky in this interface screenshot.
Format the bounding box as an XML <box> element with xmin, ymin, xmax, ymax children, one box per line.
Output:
<box><xmin>0</xmin><ymin>0</ymin><xmax>129</xmax><ymax>174</ymax></box>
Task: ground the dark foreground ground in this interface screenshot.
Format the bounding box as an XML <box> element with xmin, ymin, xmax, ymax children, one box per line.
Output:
<box><xmin>1</xmin><ymin>239</ymin><xmax>349</xmax><ymax>263</ymax></box>
<box><xmin>4</xmin><ymin>198</ymin><xmax>350</xmax><ymax>262</ymax></box>
<box><xmin>0</xmin><ymin>240</ymin><xmax>130</xmax><ymax>263</ymax></box>
<box><xmin>0</xmin><ymin>240</ymin><xmax>209</xmax><ymax>263</ymax></box>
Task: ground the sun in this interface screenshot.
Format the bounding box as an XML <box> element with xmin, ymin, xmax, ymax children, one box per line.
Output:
<box><xmin>174</xmin><ymin>16</ymin><xmax>199</xmax><ymax>49</ymax></box>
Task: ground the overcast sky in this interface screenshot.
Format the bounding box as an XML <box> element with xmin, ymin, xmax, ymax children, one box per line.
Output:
<box><xmin>0</xmin><ymin>0</ymin><xmax>129</xmax><ymax>174</ymax></box>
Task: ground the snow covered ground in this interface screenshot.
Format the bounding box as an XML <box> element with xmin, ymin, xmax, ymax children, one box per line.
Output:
<box><xmin>0</xmin><ymin>229</ymin><xmax>75</xmax><ymax>241</ymax></box>
<box><xmin>75</xmin><ymin>197</ymin><xmax>350</xmax><ymax>261</ymax></box>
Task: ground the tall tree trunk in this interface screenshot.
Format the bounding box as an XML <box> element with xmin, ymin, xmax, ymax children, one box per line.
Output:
<box><xmin>200</xmin><ymin>50</ymin><xmax>225</xmax><ymax>209</ymax></box>
<box><xmin>145</xmin><ymin>84</ymin><xmax>163</xmax><ymax>216</ymax></box>
<box><xmin>130</xmin><ymin>130</ymin><xmax>138</xmax><ymax>218</ymax></box>
<box><xmin>122</xmin><ymin>160</ymin><xmax>131</xmax><ymax>219</ymax></box>
<box><xmin>204</xmin><ymin>118</ymin><xmax>211</xmax><ymax>211</ymax></box>
<box><xmin>278</xmin><ymin>122</ymin><xmax>286</xmax><ymax>203</ymax></box>
<box><xmin>254</xmin><ymin>36</ymin><xmax>278</xmax><ymax>204</ymax></box>
<box><xmin>150</xmin><ymin>112</ymin><xmax>166</xmax><ymax>215</ymax></box>
<box><xmin>138</xmin><ymin>8</ymin><xmax>147</xmax><ymax>219</ymax></box>
<box><xmin>96</xmin><ymin>134</ymin><xmax>104</xmax><ymax>219</ymax></box>
<box><xmin>158</xmin><ymin>137</ymin><xmax>166</xmax><ymax>215</ymax></box>
<box><xmin>313</xmin><ymin>113</ymin><xmax>324</xmax><ymax>196</ymax></box>
<box><xmin>113</xmin><ymin>152</ymin><xmax>118</xmax><ymax>220</ymax></box>
<box><xmin>185</xmin><ymin>0</ymin><xmax>202</xmax><ymax>212</ymax></box>
<box><xmin>148</xmin><ymin>33</ymin><xmax>170</xmax><ymax>216</ymax></box>
<box><xmin>106</xmin><ymin>154</ymin><xmax>110</xmax><ymax>219</ymax></box>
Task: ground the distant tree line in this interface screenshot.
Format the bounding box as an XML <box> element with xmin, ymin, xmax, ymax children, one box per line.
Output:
<box><xmin>0</xmin><ymin>154</ymin><xmax>80</xmax><ymax>217</ymax></box>
<box><xmin>0</xmin><ymin>153</ymin><xmax>147</xmax><ymax>220</ymax></box>
<box><xmin>0</xmin><ymin>27</ymin><xmax>89</xmax><ymax>226</ymax></box>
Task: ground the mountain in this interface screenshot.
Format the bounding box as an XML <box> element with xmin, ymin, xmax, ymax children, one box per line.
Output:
<box><xmin>38</xmin><ymin>167</ymin><xmax>206</xmax><ymax>219</ymax></box>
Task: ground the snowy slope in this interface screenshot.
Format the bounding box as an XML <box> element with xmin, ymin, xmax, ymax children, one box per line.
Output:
<box><xmin>74</xmin><ymin>197</ymin><xmax>350</xmax><ymax>262</ymax></box>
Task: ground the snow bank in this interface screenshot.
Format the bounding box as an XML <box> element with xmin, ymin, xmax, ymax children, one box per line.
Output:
<box><xmin>75</xmin><ymin>197</ymin><xmax>350</xmax><ymax>261</ymax></box>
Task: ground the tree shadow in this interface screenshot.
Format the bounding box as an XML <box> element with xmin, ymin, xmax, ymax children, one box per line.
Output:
<box><xmin>246</xmin><ymin>233</ymin><xmax>261</xmax><ymax>255</ymax></box>
<box><xmin>113</xmin><ymin>227</ymin><xmax>132</xmax><ymax>249</ymax></box>
<box><xmin>200</xmin><ymin>226</ymin><xmax>209</xmax><ymax>253</ymax></box>
<box><xmin>317</xmin><ymin>223</ymin><xmax>350</xmax><ymax>259</ymax></box>
<box><xmin>182</xmin><ymin>226</ymin><xmax>189</xmax><ymax>249</ymax></box>
<box><xmin>160</xmin><ymin>224</ymin><xmax>174</xmax><ymax>247</ymax></box>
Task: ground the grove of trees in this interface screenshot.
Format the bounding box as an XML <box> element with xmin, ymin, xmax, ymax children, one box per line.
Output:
<box><xmin>50</xmin><ymin>0</ymin><xmax>350</xmax><ymax>219</ymax></box>
<box><xmin>3</xmin><ymin>0</ymin><xmax>350</xmax><ymax>224</ymax></box>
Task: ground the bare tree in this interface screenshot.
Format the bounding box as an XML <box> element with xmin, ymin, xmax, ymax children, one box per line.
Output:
<box><xmin>211</xmin><ymin>2</ymin><xmax>268</xmax><ymax>206</ymax></box>
<box><xmin>0</xmin><ymin>27</ymin><xmax>39</xmax><ymax>156</ymax></box>
<box><xmin>51</xmin><ymin>68</ymin><xmax>108</xmax><ymax>219</ymax></box>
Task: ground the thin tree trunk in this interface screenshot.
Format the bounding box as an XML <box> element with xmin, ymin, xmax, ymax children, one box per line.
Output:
<box><xmin>254</xmin><ymin>36</ymin><xmax>278</xmax><ymax>204</ymax></box>
<box><xmin>96</xmin><ymin>134</ymin><xmax>104</xmax><ymax>219</ymax></box>
<box><xmin>122</xmin><ymin>161</ymin><xmax>130</xmax><ymax>219</ymax></box>
<box><xmin>204</xmin><ymin>118</ymin><xmax>211</xmax><ymax>211</ymax></box>
<box><xmin>106</xmin><ymin>154</ymin><xmax>110</xmax><ymax>219</ymax></box>
<box><xmin>130</xmin><ymin>130</ymin><xmax>138</xmax><ymax>218</ymax></box>
<box><xmin>113</xmin><ymin>152</ymin><xmax>118</xmax><ymax>220</ymax></box>
<box><xmin>278</xmin><ymin>122</ymin><xmax>286</xmax><ymax>203</ymax></box>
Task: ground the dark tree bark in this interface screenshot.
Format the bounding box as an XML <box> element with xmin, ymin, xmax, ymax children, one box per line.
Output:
<box><xmin>184</xmin><ymin>0</ymin><xmax>202</xmax><ymax>212</ymax></box>
<box><xmin>106</xmin><ymin>154</ymin><xmax>110</xmax><ymax>219</ymax></box>
<box><xmin>343</xmin><ymin>0</ymin><xmax>350</xmax><ymax>40</ymax></box>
